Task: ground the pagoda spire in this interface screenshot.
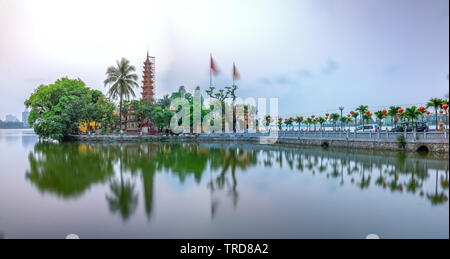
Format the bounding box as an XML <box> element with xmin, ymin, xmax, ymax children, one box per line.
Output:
<box><xmin>141</xmin><ymin>52</ymin><xmax>155</xmax><ymax>104</ymax></box>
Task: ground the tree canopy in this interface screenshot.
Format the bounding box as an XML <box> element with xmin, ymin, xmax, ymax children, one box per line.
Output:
<box><xmin>24</xmin><ymin>78</ymin><xmax>115</xmax><ymax>141</ymax></box>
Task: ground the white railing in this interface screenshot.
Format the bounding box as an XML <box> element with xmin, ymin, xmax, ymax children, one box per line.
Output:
<box><xmin>276</xmin><ymin>131</ymin><xmax>449</xmax><ymax>142</ymax></box>
<box><xmin>200</xmin><ymin>130</ymin><xmax>449</xmax><ymax>143</ymax></box>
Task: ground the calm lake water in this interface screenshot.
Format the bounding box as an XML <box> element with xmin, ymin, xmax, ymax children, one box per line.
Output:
<box><xmin>0</xmin><ymin>129</ymin><xmax>448</xmax><ymax>239</ymax></box>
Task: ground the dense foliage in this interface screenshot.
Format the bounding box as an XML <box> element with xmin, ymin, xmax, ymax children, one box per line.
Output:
<box><xmin>24</xmin><ymin>78</ymin><xmax>115</xmax><ymax>141</ymax></box>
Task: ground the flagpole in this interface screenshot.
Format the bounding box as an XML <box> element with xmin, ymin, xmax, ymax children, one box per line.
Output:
<box><xmin>210</xmin><ymin>53</ymin><xmax>212</xmax><ymax>88</ymax></box>
<box><xmin>232</xmin><ymin>62</ymin><xmax>235</xmax><ymax>87</ymax></box>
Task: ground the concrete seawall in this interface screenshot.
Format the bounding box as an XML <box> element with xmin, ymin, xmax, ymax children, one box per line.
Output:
<box><xmin>66</xmin><ymin>133</ymin><xmax>449</xmax><ymax>153</ymax></box>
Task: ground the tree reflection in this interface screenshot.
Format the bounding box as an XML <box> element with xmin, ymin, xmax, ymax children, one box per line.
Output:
<box><xmin>106</xmin><ymin>179</ymin><xmax>138</xmax><ymax>222</ymax></box>
<box><xmin>26</xmin><ymin>142</ymin><xmax>449</xmax><ymax>223</ymax></box>
<box><xmin>26</xmin><ymin>143</ymin><xmax>115</xmax><ymax>199</ymax></box>
<box><xmin>427</xmin><ymin>169</ymin><xmax>449</xmax><ymax>205</ymax></box>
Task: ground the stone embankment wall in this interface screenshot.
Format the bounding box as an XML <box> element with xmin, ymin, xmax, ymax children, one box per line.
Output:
<box><xmin>67</xmin><ymin>134</ymin><xmax>449</xmax><ymax>153</ymax></box>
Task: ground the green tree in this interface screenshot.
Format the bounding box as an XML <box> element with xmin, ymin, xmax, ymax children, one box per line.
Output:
<box><xmin>388</xmin><ymin>106</ymin><xmax>401</xmax><ymax>129</ymax></box>
<box><xmin>362</xmin><ymin>113</ymin><xmax>372</xmax><ymax>126</ymax></box>
<box><xmin>340</xmin><ymin>117</ymin><xmax>351</xmax><ymax>131</ymax></box>
<box><xmin>24</xmin><ymin>78</ymin><xmax>99</xmax><ymax>140</ymax></box>
<box><xmin>318</xmin><ymin>117</ymin><xmax>326</xmax><ymax>131</ymax></box>
<box><xmin>374</xmin><ymin>111</ymin><xmax>386</xmax><ymax>130</ymax></box>
<box><xmin>277</xmin><ymin>118</ymin><xmax>283</xmax><ymax>130</ymax></box>
<box><xmin>78</xmin><ymin>90</ymin><xmax>115</xmax><ymax>135</ymax></box>
<box><xmin>295</xmin><ymin>116</ymin><xmax>304</xmax><ymax>131</ymax></box>
<box><xmin>404</xmin><ymin>106</ymin><xmax>421</xmax><ymax>130</ymax></box>
<box><xmin>156</xmin><ymin>94</ymin><xmax>171</xmax><ymax>109</ymax></box>
<box><xmin>351</xmin><ymin>111</ymin><xmax>359</xmax><ymax>129</ymax></box>
<box><xmin>205</xmin><ymin>85</ymin><xmax>239</xmax><ymax>132</ymax></box>
<box><xmin>304</xmin><ymin>118</ymin><xmax>313</xmax><ymax>131</ymax></box>
<box><xmin>312</xmin><ymin>118</ymin><xmax>319</xmax><ymax>131</ymax></box>
<box><xmin>329</xmin><ymin>113</ymin><xmax>340</xmax><ymax>131</ymax></box>
<box><xmin>426</xmin><ymin>98</ymin><xmax>444</xmax><ymax>130</ymax></box>
<box><xmin>151</xmin><ymin>106</ymin><xmax>174</xmax><ymax>131</ymax></box>
<box><xmin>284</xmin><ymin>118</ymin><xmax>294</xmax><ymax>131</ymax></box>
<box><xmin>356</xmin><ymin>105</ymin><xmax>368</xmax><ymax>129</ymax></box>
<box><xmin>104</xmin><ymin>58</ymin><xmax>139</xmax><ymax>132</ymax></box>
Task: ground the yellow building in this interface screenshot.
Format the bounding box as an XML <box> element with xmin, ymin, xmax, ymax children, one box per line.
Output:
<box><xmin>79</xmin><ymin>121</ymin><xmax>100</xmax><ymax>133</ymax></box>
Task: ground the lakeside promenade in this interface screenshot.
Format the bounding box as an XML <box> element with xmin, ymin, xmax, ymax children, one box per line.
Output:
<box><xmin>68</xmin><ymin>130</ymin><xmax>449</xmax><ymax>153</ymax></box>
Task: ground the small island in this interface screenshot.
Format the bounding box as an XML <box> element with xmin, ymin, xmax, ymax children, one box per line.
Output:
<box><xmin>23</xmin><ymin>54</ymin><xmax>449</xmax><ymax>153</ymax></box>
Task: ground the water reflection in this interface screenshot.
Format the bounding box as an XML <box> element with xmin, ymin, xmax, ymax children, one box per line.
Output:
<box><xmin>26</xmin><ymin>142</ymin><xmax>449</xmax><ymax>222</ymax></box>
<box><xmin>26</xmin><ymin>143</ymin><xmax>116</xmax><ymax>198</ymax></box>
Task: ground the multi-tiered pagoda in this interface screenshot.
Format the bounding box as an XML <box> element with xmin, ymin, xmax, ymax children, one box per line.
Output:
<box><xmin>141</xmin><ymin>52</ymin><xmax>155</xmax><ymax>103</ymax></box>
<box><xmin>126</xmin><ymin>52</ymin><xmax>157</xmax><ymax>135</ymax></box>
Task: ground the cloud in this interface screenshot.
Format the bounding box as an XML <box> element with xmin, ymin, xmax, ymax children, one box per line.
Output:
<box><xmin>321</xmin><ymin>59</ymin><xmax>339</xmax><ymax>76</ymax></box>
<box><xmin>298</xmin><ymin>69</ymin><xmax>314</xmax><ymax>78</ymax></box>
<box><xmin>259</xmin><ymin>77</ymin><xmax>272</xmax><ymax>85</ymax></box>
<box><xmin>382</xmin><ymin>65</ymin><xmax>400</xmax><ymax>76</ymax></box>
<box><xmin>257</xmin><ymin>60</ymin><xmax>338</xmax><ymax>88</ymax></box>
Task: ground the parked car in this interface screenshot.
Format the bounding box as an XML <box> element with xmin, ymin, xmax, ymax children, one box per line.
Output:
<box><xmin>406</xmin><ymin>122</ymin><xmax>429</xmax><ymax>132</ymax></box>
<box><xmin>390</xmin><ymin>125</ymin><xmax>405</xmax><ymax>132</ymax></box>
<box><xmin>390</xmin><ymin>122</ymin><xmax>428</xmax><ymax>132</ymax></box>
<box><xmin>355</xmin><ymin>124</ymin><xmax>380</xmax><ymax>132</ymax></box>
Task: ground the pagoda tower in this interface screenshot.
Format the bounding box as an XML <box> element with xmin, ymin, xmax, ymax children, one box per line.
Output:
<box><xmin>141</xmin><ymin>52</ymin><xmax>155</xmax><ymax>103</ymax></box>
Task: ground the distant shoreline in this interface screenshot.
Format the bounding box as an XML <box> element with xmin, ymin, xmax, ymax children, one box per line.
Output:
<box><xmin>0</xmin><ymin>128</ymin><xmax>32</xmax><ymax>130</ymax></box>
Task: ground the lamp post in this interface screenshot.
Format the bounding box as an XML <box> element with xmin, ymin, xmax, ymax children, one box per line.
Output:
<box><xmin>339</xmin><ymin>107</ymin><xmax>344</xmax><ymax>131</ymax></box>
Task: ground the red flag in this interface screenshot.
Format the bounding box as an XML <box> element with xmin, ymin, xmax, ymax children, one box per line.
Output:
<box><xmin>233</xmin><ymin>62</ymin><xmax>240</xmax><ymax>81</ymax></box>
<box><xmin>210</xmin><ymin>55</ymin><xmax>219</xmax><ymax>76</ymax></box>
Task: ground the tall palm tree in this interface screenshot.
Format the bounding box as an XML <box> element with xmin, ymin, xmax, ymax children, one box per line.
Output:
<box><xmin>305</xmin><ymin>118</ymin><xmax>312</xmax><ymax>131</ymax></box>
<box><xmin>404</xmin><ymin>106</ymin><xmax>421</xmax><ymax>130</ymax></box>
<box><xmin>329</xmin><ymin>113</ymin><xmax>340</xmax><ymax>131</ymax></box>
<box><xmin>426</xmin><ymin>98</ymin><xmax>444</xmax><ymax>131</ymax></box>
<box><xmin>351</xmin><ymin>112</ymin><xmax>359</xmax><ymax>129</ymax></box>
<box><xmin>312</xmin><ymin>118</ymin><xmax>318</xmax><ymax>131</ymax></box>
<box><xmin>340</xmin><ymin>117</ymin><xmax>347</xmax><ymax>131</ymax></box>
<box><xmin>388</xmin><ymin>106</ymin><xmax>401</xmax><ymax>129</ymax></box>
<box><xmin>294</xmin><ymin>116</ymin><xmax>303</xmax><ymax>131</ymax></box>
<box><xmin>104</xmin><ymin>58</ymin><xmax>139</xmax><ymax>131</ymax></box>
<box><xmin>374</xmin><ymin>111</ymin><xmax>385</xmax><ymax>130</ymax></box>
<box><xmin>318</xmin><ymin>117</ymin><xmax>326</xmax><ymax>131</ymax></box>
<box><xmin>356</xmin><ymin>105</ymin><xmax>368</xmax><ymax>128</ymax></box>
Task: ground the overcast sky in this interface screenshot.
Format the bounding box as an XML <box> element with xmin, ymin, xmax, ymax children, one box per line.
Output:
<box><xmin>0</xmin><ymin>0</ymin><xmax>448</xmax><ymax>120</ymax></box>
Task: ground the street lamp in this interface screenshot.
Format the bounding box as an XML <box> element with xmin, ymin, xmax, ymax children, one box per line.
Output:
<box><xmin>339</xmin><ymin>107</ymin><xmax>344</xmax><ymax>130</ymax></box>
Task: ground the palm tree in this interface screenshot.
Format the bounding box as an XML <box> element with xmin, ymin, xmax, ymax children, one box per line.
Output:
<box><xmin>388</xmin><ymin>106</ymin><xmax>401</xmax><ymax>129</ymax></box>
<box><xmin>404</xmin><ymin>106</ymin><xmax>421</xmax><ymax>130</ymax></box>
<box><xmin>305</xmin><ymin>118</ymin><xmax>313</xmax><ymax>131</ymax></box>
<box><xmin>356</xmin><ymin>105</ymin><xmax>368</xmax><ymax>129</ymax></box>
<box><xmin>329</xmin><ymin>113</ymin><xmax>340</xmax><ymax>131</ymax></box>
<box><xmin>374</xmin><ymin>111</ymin><xmax>385</xmax><ymax>131</ymax></box>
<box><xmin>340</xmin><ymin>117</ymin><xmax>347</xmax><ymax>131</ymax></box>
<box><xmin>312</xmin><ymin>118</ymin><xmax>318</xmax><ymax>132</ymax></box>
<box><xmin>104</xmin><ymin>58</ymin><xmax>139</xmax><ymax>132</ymax></box>
<box><xmin>426</xmin><ymin>98</ymin><xmax>444</xmax><ymax>131</ymax></box>
<box><xmin>362</xmin><ymin>113</ymin><xmax>372</xmax><ymax>127</ymax></box>
<box><xmin>351</xmin><ymin>111</ymin><xmax>359</xmax><ymax>129</ymax></box>
<box><xmin>344</xmin><ymin>117</ymin><xmax>352</xmax><ymax>131</ymax></box>
<box><xmin>294</xmin><ymin>116</ymin><xmax>304</xmax><ymax>131</ymax></box>
<box><xmin>318</xmin><ymin>117</ymin><xmax>326</xmax><ymax>131</ymax></box>
<box><xmin>156</xmin><ymin>94</ymin><xmax>171</xmax><ymax>109</ymax></box>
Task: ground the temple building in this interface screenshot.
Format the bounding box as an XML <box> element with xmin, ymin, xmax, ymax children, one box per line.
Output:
<box><xmin>141</xmin><ymin>52</ymin><xmax>155</xmax><ymax>104</ymax></box>
<box><xmin>127</xmin><ymin>52</ymin><xmax>157</xmax><ymax>135</ymax></box>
